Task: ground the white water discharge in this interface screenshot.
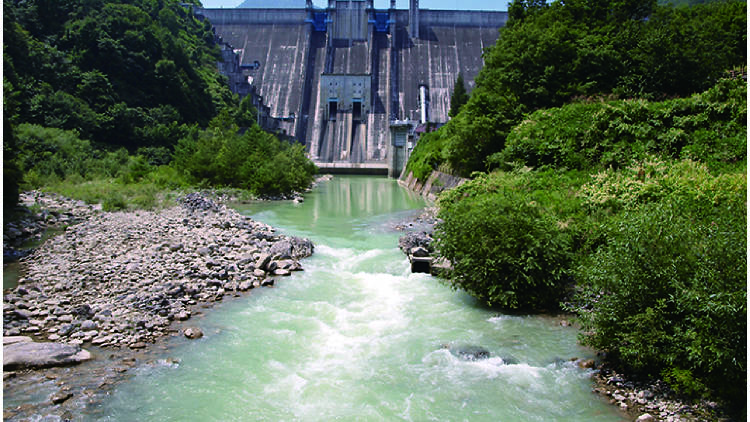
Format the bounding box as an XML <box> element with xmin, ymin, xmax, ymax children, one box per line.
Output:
<box><xmin>91</xmin><ymin>176</ymin><xmax>624</xmax><ymax>421</ymax></box>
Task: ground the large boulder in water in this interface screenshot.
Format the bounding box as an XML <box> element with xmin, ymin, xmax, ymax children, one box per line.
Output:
<box><xmin>3</xmin><ymin>339</ymin><xmax>93</xmax><ymax>370</ymax></box>
<box><xmin>448</xmin><ymin>344</ymin><xmax>490</xmax><ymax>361</ymax></box>
<box><xmin>269</xmin><ymin>237</ymin><xmax>314</xmax><ymax>260</ymax></box>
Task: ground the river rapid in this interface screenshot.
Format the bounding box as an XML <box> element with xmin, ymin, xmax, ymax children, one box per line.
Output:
<box><xmin>87</xmin><ymin>176</ymin><xmax>624</xmax><ymax>421</ymax></box>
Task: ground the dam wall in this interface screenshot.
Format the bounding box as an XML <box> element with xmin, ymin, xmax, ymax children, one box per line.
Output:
<box><xmin>199</xmin><ymin>6</ymin><xmax>507</xmax><ymax>175</ymax></box>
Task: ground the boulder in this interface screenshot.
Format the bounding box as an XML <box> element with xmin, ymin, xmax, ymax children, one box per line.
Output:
<box><xmin>410</xmin><ymin>246</ymin><xmax>430</xmax><ymax>258</ymax></box>
<box><xmin>183</xmin><ymin>327</ymin><xmax>203</xmax><ymax>339</ymax></box>
<box><xmin>256</xmin><ymin>253</ymin><xmax>272</xmax><ymax>271</ymax></box>
<box><xmin>447</xmin><ymin>344</ymin><xmax>490</xmax><ymax>361</ymax></box>
<box><xmin>4</xmin><ymin>341</ymin><xmax>93</xmax><ymax>370</ymax></box>
<box><xmin>269</xmin><ymin>237</ymin><xmax>314</xmax><ymax>260</ymax></box>
<box><xmin>50</xmin><ymin>391</ymin><xmax>73</xmax><ymax>405</ymax></box>
<box><xmin>398</xmin><ymin>232</ymin><xmax>432</xmax><ymax>254</ymax></box>
<box><xmin>3</xmin><ymin>336</ymin><xmax>33</xmax><ymax>345</ymax></box>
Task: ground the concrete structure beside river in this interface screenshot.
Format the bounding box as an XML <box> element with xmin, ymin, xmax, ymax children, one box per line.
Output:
<box><xmin>198</xmin><ymin>1</ymin><xmax>507</xmax><ymax>176</ymax></box>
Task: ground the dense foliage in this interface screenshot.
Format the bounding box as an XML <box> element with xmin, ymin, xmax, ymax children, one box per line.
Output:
<box><xmin>3</xmin><ymin>0</ymin><xmax>232</xmax><ymax>149</ymax></box>
<box><xmin>431</xmin><ymin>79</ymin><xmax>747</xmax><ymax>412</ymax></box>
<box><xmin>575</xmin><ymin>158</ymin><xmax>746</xmax><ymax>407</ymax></box>
<box><xmin>405</xmin><ymin>0</ymin><xmax>746</xmax><ymax>179</ymax></box>
<box><xmin>436</xmin><ymin>169</ymin><xmax>584</xmax><ymax>310</ymax></box>
<box><xmin>448</xmin><ymin>73</ymin><xmax>469</xmax><ymax>118</ymax></box>
<box><xmin>499</xmin><ymin>78</ymin><xmax>746</xmax><ymax>172</ymax></box>
<box><xmin>173</xmin><ymin>112</ymin><xmax>317</xmax><ymax>196</ymax></box>
<box><xmin>3</xmin><ymin>0</ymin><xmax>317</xmax><ymax>207</ymax></box>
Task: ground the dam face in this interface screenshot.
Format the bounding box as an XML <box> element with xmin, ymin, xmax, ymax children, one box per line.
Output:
<box><xmin>198</xmin><ymin>1</ymin><xmax>507</xmax><ymax>176</ymax></box>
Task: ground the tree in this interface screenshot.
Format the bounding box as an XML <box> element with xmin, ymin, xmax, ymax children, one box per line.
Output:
<box><xmin>449</xmin><ymin>73</ymin><xmax>470</xmax><ymax>118</ymax></box>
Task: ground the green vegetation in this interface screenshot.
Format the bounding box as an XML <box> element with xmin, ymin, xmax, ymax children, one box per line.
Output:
<box><xmin>173</xmin><ymin>112</ymin><xmax>317</xmax><ymax>196</ymax></box>
<box><xmin>413</xmin><ymin>0</ymin><xmax>746</xmax><ymax>413</ymax></box>
<box><xmin>3</xmin><ymin>0</ymin><xmax>316</xmax><ymax>210</ymax></box>
<box><xmin>498</xmin><ymin>78</ymin><xmax>746</xmax><ymax>172</ymax></box>
<box><xmin>436</xmin><ymin>169</ymin><xmax>585</xmax><ymax>310</ymax></box>
<box><xmin>406</xmin><ymin>0</ymin><xmax>746</xmax><ymax>179</ymax></box>
<box><xmin>574</xmin><ymin>159</ymin><xmax>746</xmax><ymax>404</ymax></box>
<box><xmin>448</xmin><ymin>73</ymin><xmax>469</xmax><ymax>118</ymax></box>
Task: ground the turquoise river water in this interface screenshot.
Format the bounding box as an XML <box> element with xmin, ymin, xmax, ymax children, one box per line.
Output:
<box><xmin>90</xmin><ymin>176</ymin><xmax>624</xmax><ymax>421</ymax></box>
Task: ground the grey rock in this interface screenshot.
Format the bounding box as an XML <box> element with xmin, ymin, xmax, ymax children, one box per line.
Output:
<box><xmin>447</xmin><ymin>344</ymin><xmax>490</xmax><ymax>361</ymax></box>
<box><xmin>4</xmin><ymin>341</ymin><xmax>93</xmax><ymax>370</ymax></box>
<box><xmin>269</xmin><ymin>237</ymin><xmax>314</xmax><ymax>260</ymax></box>
<box><xmin>256</xmin><ymin>253</ymin><xmax>272</xmax><ymax>271</ymax></box>
<box><xmin>410</xmin><ymin>246</ymin><xmax>430</xmax><ymax>257</ymax></box>
<box><xmin>57</xmin><ymin>324</ymin><xmax>74</xmax><ymax>336</ymax></box>
<box><xmin>50</xmin><ymin>391</ymin><xmax>73</xmax><ymax>405</ymax></box>
<box><xmin>80</xmin><ymin>320</ymin><xmax>98</xmax><ymax>331</ymax></box>
<box><xmin>3</xmin><ymin>336</ymin><xmax>33</xmax><ymax>345</ymax></box>
<box><xmin>183</xmin><ymin>327</ymin><xmax>203</xmax><ymax>339</ymax></box>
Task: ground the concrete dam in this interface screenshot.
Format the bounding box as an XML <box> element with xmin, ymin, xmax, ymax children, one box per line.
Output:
<box><xmin>198</xmin><ymin>1</ymin><xmax>507</xmax><ymax>176</ymax></box>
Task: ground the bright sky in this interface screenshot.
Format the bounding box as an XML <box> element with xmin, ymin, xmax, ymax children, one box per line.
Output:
<box><xmin>200</xmin><ymin>0</ymin><xmax>508</xmax><ymax>11</ymax></box>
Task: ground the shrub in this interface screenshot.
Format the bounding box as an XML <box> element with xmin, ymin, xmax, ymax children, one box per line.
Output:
<box><xmin>14</xmin><ymin>124</ymin><xmax>95</xmax><ymax>186</ymax></box>
<box><xmin>574</xmin><ymin>164</ymin><xmax>746</xmax><ymax>409</ymax></box>
<box><xmin>500</xmin><ymin>78</ymin><xmax>747</xmax><ymax>172</ymax></box>
<box><xmin>404</xmin><ymin>131</ymin><xmax>448</xmax><ymax>181</ymax></box>
<box><xmin>435</xmin><ymin>170</ymin><xmax>583</xmax><ymax>310</ymax></box>
<box><xmin>173</xmin><ymin>114</ymin><xmax>317</xmax><ymax>196</ymax></box>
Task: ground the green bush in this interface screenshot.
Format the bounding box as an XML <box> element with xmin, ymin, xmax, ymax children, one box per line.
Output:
<box><xmin>574</xmin><ymin>164</ymin><xmax>746</xmax><ymax>409</ymax></box>
<box><xmin>435</xmin><ymin>170</ymin><xmax>584</xmax><ymax>310</ymax></box>
<box><xmin>404</xmin><ymin>131</ymin><xmax>448</xmax><ymax>181</ymax></box>
<box><xmin>14</xmin><ymin>124</ymin><xmax>96</xmax><ymax>186</ymax></box>
<box><xmin>579</xmin><ymin>156</ymin><xmax>746</xmax><ymax>213</ymax></box>
<box><xmin>173</xmin><ymin>113</ymin><xmax>317</xmax><ymax>196</ymax></box>
<box><xmin>500</xmin><ymin>78</ymin><xmax>747</xmax><ymax>172</ymax></box>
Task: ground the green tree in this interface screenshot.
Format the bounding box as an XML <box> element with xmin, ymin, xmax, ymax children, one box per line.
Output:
<box><xmin>449</xmin><ymin>73</ymin><xmax>469</xmax><ymax>118</ymax></box>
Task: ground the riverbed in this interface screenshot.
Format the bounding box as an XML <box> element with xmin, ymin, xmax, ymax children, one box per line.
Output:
<box><xmin>16</xmin><ymin>176</ymin><xmax>625</xmax><ymax>421</ymax></box>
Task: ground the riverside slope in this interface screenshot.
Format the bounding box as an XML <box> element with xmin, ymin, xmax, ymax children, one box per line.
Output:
<box><xmin>3</xmin><ymin>193</ymin><xmax>313</xmax><ymax>350</ymax></box>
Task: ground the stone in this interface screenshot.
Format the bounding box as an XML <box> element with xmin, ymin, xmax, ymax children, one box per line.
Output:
<box><xmin>238</xmin><ymin>281</ymin><xmax>253</xmax><ymax>291</ymax></box>
<box><xmin>447</xmin><ymin>344</ymin><xmax>490</xmax><ymax>361</ymax></box>
<box><xmin>50</xmin><ymin>391</ymin><xmax>73</xmax><ymax>405</ymax></box>
<box><xmin>268</xmin><ymin>237</ymin><xmax>314</xmax><ymax>260</ymax></box>
<box><xmin>57</xmin><ymin>324</ymin><xmax>74</xmax><ymax>336</ymax></box>
<box><xmin>3</xmin><ymin>336</ymin><xmax>33</xmax><ymax>345</ymax></box>
<box><xmin>577</xmin><ymin>359</ymin><xmax>596</xmax><ymax>369</ymax></box>
<box><xmin>184</xmin><ymin>327</ymin><xmax>203</xmax><ymax>339</ymax></box>
<box><xmin>256</xmin><ymin>253</ymin><xmax>272</xmax><ymax>271</ymax></box>
<box><xmin>80</xmin><ymin>320</ymin><xmax>98</xmax><ymax>331</ymax></box>
<box><xmin>410</xmin><ymin>246</ymin><xmax>430</xmax><ymax>257</ymax></box>
<box><xmin>3</xmin><ymin>341</ymin><xmax>93</xmax><ymax>370</ymax></box>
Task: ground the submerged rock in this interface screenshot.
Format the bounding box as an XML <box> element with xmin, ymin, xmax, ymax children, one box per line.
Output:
<box><xmin>446</xmin><ymin>344</ymin><xmax>491</xmax><ymax>361</ymax></box>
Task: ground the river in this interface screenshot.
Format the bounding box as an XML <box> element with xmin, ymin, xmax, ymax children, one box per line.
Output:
<box><xmin>87</xmin><ymin>176</ymin><xmax>624</xmax><ymax>421</ymax></box>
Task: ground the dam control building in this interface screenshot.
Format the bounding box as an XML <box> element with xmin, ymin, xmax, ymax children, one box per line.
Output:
<box><xmin>198</xmin><ymin>1</ymin><xmax>507</xmax><ymax>176</ymax></box>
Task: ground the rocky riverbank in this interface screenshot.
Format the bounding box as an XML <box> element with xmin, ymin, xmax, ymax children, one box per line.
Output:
<box><xmin>592</xmin><ymin>363</ymin><xmax>731</xmax><ymax>422</ymax></box>
<box><xmin>3</xmin><ymin>192</ymin><xmax>313</xmax><ymax>349</ymax></box>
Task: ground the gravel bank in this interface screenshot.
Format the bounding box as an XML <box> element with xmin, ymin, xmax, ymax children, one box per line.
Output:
<box><xmin>3</xmin><ymin>192</ymin><xmax>313</xmax><ymax>350</ymax></box>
